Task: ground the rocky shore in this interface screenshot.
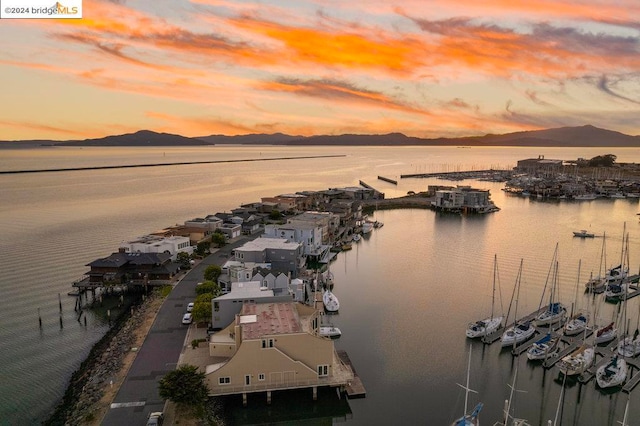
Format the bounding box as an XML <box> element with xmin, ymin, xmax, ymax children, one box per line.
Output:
<box><xmin>44</xmin><ymin>291</ymin><xmax>163</xmax><ymax>426</ymax></box>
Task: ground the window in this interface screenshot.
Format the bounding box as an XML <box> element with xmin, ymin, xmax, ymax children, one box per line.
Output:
<box><xmin>259</xmin><ymin>373</ymin><xmax>265</xmax><ymax>381</ymax></box>
<box><xmin>219</xmin><ymin>377</ymin><xmax>230</xmax><ymax>385</ymax></box>
<box><xmin>317</xmin><ymin>365</ymin><xmax>329</xmax><ymax>377</ymax></box>
<box><xmin>262</xmin><ymin>338</ymin><xmax>274</xmax><ymax>348</ymax></box>
<box><xmin>245</xmin><ymin>375</ymin><xmax>251</xmax><ymax>386</ymax></box>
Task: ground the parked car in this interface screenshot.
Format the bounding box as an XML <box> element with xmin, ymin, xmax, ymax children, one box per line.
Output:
<box><xmin>182</xmin><ymin>313</ymin><xmax>193</xmax><ymax>325</ymax></box>
<box><xmin>186</xmin><ymin>302</ymin><xmax>194</xmax><ymax>313</ymax></box>
<box><xmin>146</xmin><ymin>411</ymin><xmax>164</xmax><ymax>426</ymax></box>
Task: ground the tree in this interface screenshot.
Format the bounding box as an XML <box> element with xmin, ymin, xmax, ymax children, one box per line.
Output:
<box><xmin>158</xmin><ymin>364</ymin><xmax>208</xmax><ymax>406</ymax></box>
<box><xmin>588</xmin><ymin>154</ymin><xmax>617</xmax><ymax>167</ymax></box>
<box><xmin>194</xmin><ymin>240</ymin><xmax>211</xmax><ymax>257</ymax></box>
<box><xmin>192</xmin><ymin>293</ymin><xmax>213</xmax><ymax>323</ymax></box>
<box><xmin>211</xmin><ymin>232</ymin><xmax>226</xmax><ymax>248</ymax></box>
<box><xmin>203</xmin><ymin>264</ymin><xmax>222</xmax><ymax>282</ymax></box>
<box><xmin>269</xmin><ymin>209</ymin><xmax>282</xmax><ymax>220</ymax></box>
<box><xmin>176</xmin><ymin>251</ymin><xmax>192</xmax><ymax>269</ymax></box>
<box><xmin>196</xmin><ymin>280</ymin><xmax>221</xmax><ymax>297</ymax></box>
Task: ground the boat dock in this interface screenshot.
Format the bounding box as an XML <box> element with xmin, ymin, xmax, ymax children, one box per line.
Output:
<box><xmin>337</xmin><ymin>350</ymin><xmax>366</xmax><ymax>398</ymax></box>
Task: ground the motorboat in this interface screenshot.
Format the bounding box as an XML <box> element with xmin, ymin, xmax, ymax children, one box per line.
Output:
<box><xmin>323</xmin><ymin>289</ymin><xmax>340</xmax><ymax>312</ymax></box>
<box><xmin>596</xmin><ymin>356</ymin><xmax>627</xmax><ymax>388</ymax></box>
<box><xmin>319</xmin><ymin>326</ymin><xmax>342</xmax><ymax>339</ymax></box>
<box><xmin>573</xmin><ymin>230</ymin><xmax>595</xmax><ymax>238</ymax></box>
<box><xmin>352</xmin><ymin>233</ymin><xmax>361</xmax><ymax>242</ymax></box>
<box><xmin>361</xmin><ymin>221</ymin><xmax>374</xmax><ymax>234</ymax></box>
<box><xmin>558</xmin><ymin>344</ymin><xmax>595</xmax><ymax>376</ymax></box>
<box><xmin>526</xmin><ymin>333</ymin><xmax>560</xmax><ymax>361</ymax></box>
<box><xmin>574</xmin><ymin>193</ymin><xmax>597</xmax><ymax>200</ymax></box>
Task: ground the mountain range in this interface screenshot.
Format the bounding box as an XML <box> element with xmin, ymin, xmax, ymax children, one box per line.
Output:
<box><xmin>2</xmin><ymin>125</ymin><xmax>639</xmax><ymax>148</ymax></box>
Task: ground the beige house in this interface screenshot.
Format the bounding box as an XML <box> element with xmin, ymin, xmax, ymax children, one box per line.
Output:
<box><xmin>205</xmin><ymin>302</ymin><xmax>353</xmax><ymax>404</ymax></box>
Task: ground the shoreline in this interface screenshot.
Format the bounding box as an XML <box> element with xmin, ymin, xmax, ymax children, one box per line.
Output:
<box><xmin>44</xmin><ymin>291</ymin><xmax>164</xmax><ymax>425</ymax></box>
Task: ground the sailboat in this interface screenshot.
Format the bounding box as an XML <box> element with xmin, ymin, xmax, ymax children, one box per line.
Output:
<box><xmin>501</xmin><ymin>260</ymin><xmax>535</xmax><ymax>347</ymax></box>
<box><xmin>617</xmin><ymin>234</ymin><xmax>640</xmax><ymax>357</ymax></box>
<box><xmin>557</xmin><ymin>342</ymin><xmax>595</xmax><ymax>376</ymax></box>
<box><xmin>595</xmin><ymin>355</ymin><xmax>627</xmax><ymax>388</ymax></box>
<box><xmin>526</xmin><ymin>332</ymin><xmax>560</xmax><ymax>361</ymax></box>
<box><xmin>534</xmin><ymin>247</ymin><xmax>566</xmax><ymax>327</ymax></box>
<box><xmin>467</xmin><ymin>255</ymin><xmax>504</xmax><ymax>338</ymax></box>
<box><xmin>451</xmin><ymin>344</ymin><xmax>483</xmax><ymax>426</ymax></box>
<box><xmin>584</xmin><ymin>232</ymin><xmax>607</xmax><ymax>293</ymax></box>
<box><xmin>493</xmin><ymin>362</ymin><xmax>531</xmax><ymax>426</ymax></box>
<box><xmin>605</xmin><ymin>224</ymin><xmax>630</xmax><ymax>302</ymax></box>
<box><xmin>564</xmin><ymin>260</ymin><xmax>589</xmax><ymax>336</ymax></box>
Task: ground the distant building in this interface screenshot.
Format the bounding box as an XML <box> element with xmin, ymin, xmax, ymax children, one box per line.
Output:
<box><xmin>516</xmin><ymin>155</ymin><xmax>563</xmax><ymax>175</ymax></box>
<box><xmin>233</xmin><ymin>237</ymin><xmax>305</xmax><ymax>278</ymax></box>
<box><xmin>431</xmin><ymin>185</ymin><xmax>499</xmax><ymax>214</ymax></box>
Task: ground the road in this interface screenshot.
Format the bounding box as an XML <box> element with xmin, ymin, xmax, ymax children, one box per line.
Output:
<box><xmin>101</xmin><ymin>236</ymin><xmax>256</xmax><ymax>426</ymax></box>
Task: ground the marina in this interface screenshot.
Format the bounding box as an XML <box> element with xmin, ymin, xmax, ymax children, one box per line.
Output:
<box><xmin>2</xmin><ymin>145</ymin><xmax>640</xmax><ymax>425</ymax></box>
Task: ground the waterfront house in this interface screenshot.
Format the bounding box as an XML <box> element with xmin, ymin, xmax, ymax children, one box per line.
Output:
<box><xmin>233</xmin><ymin>237</ymin><xmax>305</xmax><ymax>278</ymax></box>
<box><xmin>210</xmin><ymin>281</ymin><xmax>293</xmax><ymax>329</ymax></box>
<box><xmin>205</xmin><ymin>302</ymin><xmax>353</xmax><ymax>403</ymax></box>
<box><xmin>119</xmin><ymin>234</ymin><xmax>193</xmax><ymax>261</ymax></box>
<box><xmin>85</xmin><ymin>252</ymin><xmax>178</xmax><ymax>286</ymax></box>
<box><xmin>287</xmin><ymin>211</ymin><xmax>340</xmax><ymax>244</ymax></box>
<box><xmin>218</xmin><ymin>222</ymin><xmax>242</xmax><ymax>240</ymax></box>
<box><xmin>264</xmin><ymin>222</ymin><xmax>331</xmax><ymax>264</ymax></box>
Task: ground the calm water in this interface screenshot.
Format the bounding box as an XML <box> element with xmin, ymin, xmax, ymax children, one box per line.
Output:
<box><xmin>0</xmin><ymin>145</ymin><xmax>639</xmax><ymax>425</ymax></box>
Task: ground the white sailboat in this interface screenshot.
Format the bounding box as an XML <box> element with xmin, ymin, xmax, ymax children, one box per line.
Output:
<box><xmin>467</xmin><ymin>254</ymin><xmax>504</xmax><ymax>338</ymax></box>
<box><xmin>584</xmin><ymin>232</ymin><xmax>607</xmax><ymax>293</ymax></box>
<box><xmin>557</xmin><ymin>343</ymin><xmax>595</xmax><ymax>376</ymax></box>
<box><xmin>323</xmin><ymin>288</ymin><xmax>340</xmax><ymax>312</ymax></box>
<box><xmin>501</xmin><ymin>260</ymin><xmax>535</xmax><ymax>347</ymax></box>
<box><xmin>617</xmin><ymin>234</ymin><xmax>640</xmax><ymax>357</ymax></box>
<box><xmin>493</xmin><ymin>362</ymin><xmax>531</xmax><ymax>426</ymax></box>
<box><xmin>564</xmin><ymin>260</ymin><xmax>589</xmax><ymax>336</ymax></box>
<box><xmin>596</xmin><ymin>355</ymin><xmax>627</xmax><ymax>388</ymax></box>
<box><xmin>534</xmin><ymin>247</ymin><xmax>566</xmax><ymax>327</ymax></box>
<box><xmin>526</xmin><ymin>332</ymin><xmax>560</xmax><ymax>361</ymax></box>
<box><xmin>451</xmin><ymin>344</ymin><xmax>483</xmax><ymax>426</ymax></box>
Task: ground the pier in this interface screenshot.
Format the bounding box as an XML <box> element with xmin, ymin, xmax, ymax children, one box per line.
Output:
<box><xmin>337</xmin><ymin>350</ymin><xmax>366</xmax><ymax>398</ymax></box>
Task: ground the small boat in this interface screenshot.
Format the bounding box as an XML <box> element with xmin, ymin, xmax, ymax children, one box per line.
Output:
<box><xmin>594</xmin><ymin>322</ymin><xmax>617</xmax><ymax>345</ymax></box>
<box><xmin>373</xmin><ymin>220</ymin><xmax>384</xmax><ymax>228</ymax></box>
<box><xmin>574</xmin><ymin>193</ymin><xmax>597</xmax><ymax>200</ymax></box>
<box><xmin>534</xmin><ymin>302</ymin><xmax>566</xmax><ymax>326</ymax></box>
<box><xmin>573</xmin><ymin>230</ymin><xmax>595</xmax><ymax>238</ymax></box>
<box><xmin>466</xmin><ymin>255</ymin><xmax>504</xmax><ymax>339</ymax></box>
<box><xmin>526</xmin><ymin>333</ymin><xmax>560</xmax><ymax>361</ymax></box>
<box><xmin>604</xmin><ymin>281</ymin><xmax>628</xmax><ymax>302</ymax></box>
<box><xmin>451</xmin><ymin>344</ymin><xmax>483</xmax><ymax>426</ymax></box>
<box><xmin>361</xmin><ymin>221</ymin><xmax>374</xmax><ymax>234</ymax></box>
<box><xmin>352</xmin><ymin>234</ymin><xmax>361</xmax><ymax>242</ymax></box>
<box><xmin>618</xmin><ymin>332</ymin><xmax>640</xmax><ymax>358</ymax></box>
<box><xmin>341</xmin><ymin>242</ymin><xmax>352</xmax><ymax>251</ymax></box>
<box><xmin>596</xmin><ymin>356</ymin><xmax>627</xmax><ymax>388</ymax></box>
<box><xmin>501</xmin><ymin>321</ymin><xmax>535</xmax><ymax>347</ymax></box>
<box><xmin>323</xmin><ymin>289</ymin><xmax>340</xmax><ymax>312</ymax></box>
<box><xmin>558</xmin><ymin>344</ymin><xmax>595</xmax><ymax>376</ymax></box>
<box><xmin>319</xmin><ymin>325</ymin><xmax>342</xmax><ymax>339</ymax></box>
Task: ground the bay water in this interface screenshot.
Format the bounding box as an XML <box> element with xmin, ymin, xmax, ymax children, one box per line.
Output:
<box><xmin>1</xmin><ymin>145</ymin><xmax>639</xmax><ymax>425</ymax></box>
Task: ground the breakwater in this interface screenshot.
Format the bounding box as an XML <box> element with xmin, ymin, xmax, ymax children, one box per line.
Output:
<box><xmin>0</xmin><ymin>155</ymin><xmax>346</xmax><ymax>175</ymax></box>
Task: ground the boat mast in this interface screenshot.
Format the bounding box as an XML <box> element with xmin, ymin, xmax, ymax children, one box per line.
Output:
<box><xmin>491</xmin><ymin>254</ymin><xmax>497</xmax><ymax>322</ymax></box>
<box><xmin>457</xmin><ymin>344</ymin><xmax>477</xmax><ymax>418</ymax></box>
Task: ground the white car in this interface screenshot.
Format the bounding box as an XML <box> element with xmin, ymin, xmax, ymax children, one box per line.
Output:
<box><xmin>186</xmin><ymin>302</ymin><xmax>194</xmax><ymax>313</ymax></box>
<box><xmin>182</xmin><ymin>313</ymin><xmax>193</xmax><ymax>325</ymax></box>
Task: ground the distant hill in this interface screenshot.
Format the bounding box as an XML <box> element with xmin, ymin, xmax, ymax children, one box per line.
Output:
<box><xmin>1</xmin><ymin>125</ymin><xmax>639</xmax><ymax>147</ymax></box>
<box><xmin>0</xmin><ymin>130</ymin><xmax>213</xmax><ymax>148</ymax></box>
<box><xmin>198</xmin><ymin>125</ymin><xmax>639</xmax><ymax>147</ymax></box>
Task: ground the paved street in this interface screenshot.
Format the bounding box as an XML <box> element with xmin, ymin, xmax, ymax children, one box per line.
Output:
<box><xmin>102</xmin><ymin>236</ymin><xmax>255</xmax><ymax>426</ymax></box>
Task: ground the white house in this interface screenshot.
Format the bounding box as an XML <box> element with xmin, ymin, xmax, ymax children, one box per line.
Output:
<box><xmin>119</xmin><ymin>235</ymin><xmax>193</xmax><ymax>261</ymax></box>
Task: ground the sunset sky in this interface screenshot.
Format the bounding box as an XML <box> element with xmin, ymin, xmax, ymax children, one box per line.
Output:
<box><xmin>1</xmin><ymin>0</ymin><xmax>640</xmax><ymax>140</ymax></box>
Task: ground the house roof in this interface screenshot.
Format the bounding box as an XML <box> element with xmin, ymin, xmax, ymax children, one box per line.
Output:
<box><xmin>87</xmin><ymin>252</ymin><xmax>171</xmax><ymax>267</ymax></box>
<box><xmin>239</xmin><ymin>302</ymin><xmax>302</xmax><ymax>339</ymax></box>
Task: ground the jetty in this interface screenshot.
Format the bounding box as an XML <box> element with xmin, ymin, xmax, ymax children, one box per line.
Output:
<box><xmin>377</xmin><ymin>176</ymin><xmax>397</xmax><ymax>185</ymax></box>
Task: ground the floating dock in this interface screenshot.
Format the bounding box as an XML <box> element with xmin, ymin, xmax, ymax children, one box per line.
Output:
<box><xmin>337</xmin><ymin>350</ymin><xmax>366</xmax><ymax>398</ymax></box>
